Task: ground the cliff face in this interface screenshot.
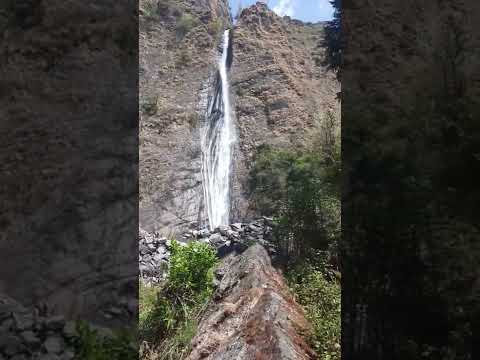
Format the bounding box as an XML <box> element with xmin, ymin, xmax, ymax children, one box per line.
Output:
<box><xmin>231</xmin><ymin>2</ymin><xmax>340</xmax><ymax>220</ymax></box>
<box><xmin>139</xmin><ymin>0</ymin><xmax>231</xmax><ymax>234</ymax></box>
<box><xmin>140</xmin><ymin>1</ymin><xmax>340</xmax><ymax>233</ymax></box>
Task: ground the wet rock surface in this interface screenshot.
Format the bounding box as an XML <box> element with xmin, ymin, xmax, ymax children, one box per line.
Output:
<box><xmin>139</xmin><ymin>0</ymin><xmax>232</xmax><ymax>236</ymax></box>
<box><xmin>187</xmin><ymin>244</ymin><xmax>316</xmax><ymax>360</ymax></box>
<box><xmin>139</xmin><ymin>217</ymin><xmax>277</xmax><ymax>283</ymax></box>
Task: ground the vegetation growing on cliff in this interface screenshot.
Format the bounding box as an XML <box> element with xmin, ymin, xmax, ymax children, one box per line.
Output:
<box><xmin>249</xmin><ymin>110</ymin><xmax>341</xmax><ymax>359</ymax></box>
<box><xmin>140</xmin><ymin>241</ymin><xmax>218</xmax><ymax>360</ymax></box>
<box><xmin>287</xmin><ymin>261</ymin><xmax>341</xmax><ymax>360</ymax></box>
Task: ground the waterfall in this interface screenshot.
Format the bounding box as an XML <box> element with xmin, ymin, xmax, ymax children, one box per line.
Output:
<box><xmin>201</xmin><ymin>29</ymin><xmax>235</xmax><ymax>230</ymax></box>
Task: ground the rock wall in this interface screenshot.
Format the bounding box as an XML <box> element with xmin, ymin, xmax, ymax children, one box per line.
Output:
<box><xmin>140</xmin><ymin>1</ymin><xmax>340</xmax><ymax>233</ymax></box>
<box><xmin>230</xmin><ymin>2</ymin><xmax>340</xmax><ymax>220</ymax></box>
<box><xmin>139</xmin><ymin>0</ymin><xmax>231</xmax><ymax>235</ymax></box>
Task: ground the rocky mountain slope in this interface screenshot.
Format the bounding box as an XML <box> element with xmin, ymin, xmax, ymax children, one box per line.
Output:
<box><xmin>230</xmin><ymin>3</ymin><xmax>340</xmax><ymax>219</ymax></box>
<box><xmin>139</xmin><ymin>1</ymin><xmax>340</xmax><ymax>235</ymax></box>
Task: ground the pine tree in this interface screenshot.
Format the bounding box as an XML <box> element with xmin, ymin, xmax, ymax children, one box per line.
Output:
<box><xmin>324</xmin><ymin>0</ymin><xmax>341</xmax><ymax>70</ymax></box>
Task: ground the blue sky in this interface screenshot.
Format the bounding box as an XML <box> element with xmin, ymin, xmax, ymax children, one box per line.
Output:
<box><xmin>229</xmin><ymin>0</ymin><xmax>334</xmax><ymax>23</ymax></box>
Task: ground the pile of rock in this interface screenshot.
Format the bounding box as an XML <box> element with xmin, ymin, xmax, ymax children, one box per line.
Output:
<box><xmin>139</xmin><ymin>217</ymin><xmax>277</xmax><ymax>283</ymax></box>
<box><xmin>139</xmin><ymin>229</ymin><xmax>170</xmax><ymax>283</ymax></box>
<box><xmin>0</xmin><ymin>295</ymin><xmax>76</xmax><ymax>360</ymax></box>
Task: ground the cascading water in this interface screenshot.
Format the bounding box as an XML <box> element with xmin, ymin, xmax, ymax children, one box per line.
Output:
<box><xmin>201</xmin><ymin>29</ymin><xmax>235</xmax><ymax>230</ymax></box>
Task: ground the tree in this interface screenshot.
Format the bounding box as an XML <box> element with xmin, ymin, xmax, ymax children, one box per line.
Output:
<box><xmin>323</xmin><ymin>0</ymin><xmax>341</xmax><ymax>71</ymax></box>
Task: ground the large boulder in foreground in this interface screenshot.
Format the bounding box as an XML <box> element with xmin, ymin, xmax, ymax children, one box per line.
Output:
<box><xmin>187</xmin><ymin>245</ymin><xmax>316</xmax><ymax>360</ymax></box>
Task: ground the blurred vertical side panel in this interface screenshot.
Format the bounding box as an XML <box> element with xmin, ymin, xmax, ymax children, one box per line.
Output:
<box><xmin>342</xmin><ymin>0</ymin><xmax>480</xmax><ymax>359</ymax></box>
<box><xmin>0</xmin><ymin>0</ymin><xmax>138</xmax><ymax>336</ymax></box>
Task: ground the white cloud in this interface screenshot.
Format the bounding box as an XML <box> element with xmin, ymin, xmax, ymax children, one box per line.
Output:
<box><xmin>273</xmin><ymin>0</ymin><xmax>295</xmax><ymax>17</ymax></box>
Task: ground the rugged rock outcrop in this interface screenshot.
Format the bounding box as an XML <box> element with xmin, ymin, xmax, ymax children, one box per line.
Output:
<box><xmin>230</xmin><ymin>2</ymin><xmax>340</xmax><ymax>219</ymax></box>
<box><xmin>187</xmin><ymin>245</ymin><xmax>316</xmax><ymax>360</ymax></box>
<box><xmin>140</xmin><ymin>1</ymin><xmax>340</xmax><ymax>234</ymax></box>
<box><xmin>139</xmin><ymin>0</ymin><xmax>231</xmax><ymax>235</ymax></box>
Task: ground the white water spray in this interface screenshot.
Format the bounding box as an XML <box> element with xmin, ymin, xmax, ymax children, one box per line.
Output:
<box><xmin>201</xmin><ymin>30</ymin><xmax>235</xmax><ymax>230</ymax></box>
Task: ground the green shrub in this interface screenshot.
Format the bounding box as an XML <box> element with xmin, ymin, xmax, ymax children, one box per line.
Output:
<box><xmin>139</xmin><ymin>241</ymin><xmax>218</xmax><ymax>354</ymax></box>
<box><xmin>207</xmin><ymin>18</ymin><xmax>223</xmax><ymax>37</ymax></box>
<box><xmin>73</xmin><ymin>321</ymin><xmax>137</xmax><ymax>360</ymax></box>
<box><xmin>140</xmin><ymin>96</ymin><xmax>158</xmax><ymax>116</ymax></box>
<box><xmin>249</xmin><ymin>145</ymin><xmax>340</xmax><ymax>258</ymax></box>
<box><xmin>176</xmin><ymin>14</ymin><xmax>200</xmax><ymax>41</ymax></box>
<box><xmin>176</xmin><ymin>49</ymin><xmax>191</xmax><ymax>67</ymax></box>
<box><xmin>167</xmin><ymin>240</ymin><xmax>217</xmax><ymax>300</ymax></box>
<box><xmin>287</xmin><ymin>265</ymin><xmax>341</xmax><ymax>360</ymax></box>
<box><xmin>141</xmin><ymin>0</ymin><xmax>158</xmax><ymax>20</ymax></box>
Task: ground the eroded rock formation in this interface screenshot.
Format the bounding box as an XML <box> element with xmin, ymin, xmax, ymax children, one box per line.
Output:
<box><xmin>187</xmin><ymin>245</ymin><xmax>316</xmax><ymax>360</ymax></box>
<box><xmin>140</xmin><ymin>1</ymin><xmax>340</xmax><ymax>234</ymax></box>
<box><xmin>139</xmin><ymin>0</ymin><xmax>232</xmax><ymax>234</ymax></box>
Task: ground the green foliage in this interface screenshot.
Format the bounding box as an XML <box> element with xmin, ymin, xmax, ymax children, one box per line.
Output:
<box><xmin>141</xmin><ymin>0</ymin><xmax>159</xmax><ymax>20</ymax></box>
<box><xmin>73</xmin><ymin>321</ymin><xmax>137</xmax><ymax>360</ymax></box>
<box><xmin>176</xmin><ymin>14</ymin><xmax>200</xmax><ymax>41</ymax></box>
<box><xmin>140</xmin><ymin>96</ymin><xmax>158</xmax><ymax>116</ymax></box>
<box><xmin>139</xmin><ymin>241</ymin><xmax>218</xmax><ymax>357</ymax></box>
<box><xmin>287</xmin><ymin>264</ymin><xmax>341</xmax><ymax>360</ymax></box>
<box><xmin>207</xmin><ymin>18</ymin><xmax>224</xmax><ymax>37</ymax></box>
<box><xmin>249</xmin><ymin>111</ymin><xmax>340</xmax><ymax>259</ymax></box>
<box><xmin>167</xmin><ymin>240</ymin><xmax>218</xmax><ymax>299</ymax></box>
<box><xmin>323</xmin><ymin>0</ymin><xmax>341</xmax><ymax>70</ymax></box>
<box><xmin>176</xmin><ymin>49</ymin><xmax>191</xmax><ymax>67</ymax></box>
<box><xmin>249</xmin><ymin>111</ymin><xmax>341</xmax><ymax>359</ymax></box>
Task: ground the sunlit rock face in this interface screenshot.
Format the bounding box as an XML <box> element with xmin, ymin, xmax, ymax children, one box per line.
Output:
<box><xmin>229</xmin><ymin>2</ymin><xmax>340</xmax><ymax>221</ymax></box>
<box><xmin>187</xmin><ymin>244</ymin><xmax>316</xmax><ymax>360</ymax></box>
<box><xmin>140</xmin><ymin>1</ymin><xmax>340</xmax><ymax>235</ymax></box>
<box><xmin>139</xmin><ymin>0</ymin><xmax>232</xmax><ymax>236</ymax></box>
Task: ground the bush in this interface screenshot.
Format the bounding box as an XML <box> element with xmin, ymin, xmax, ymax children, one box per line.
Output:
<box><xmin>140</xmin><ymin>96</ymin><xmax>158</xmax><ymax>116</ymax></box>
<box><xmin>249</xmin><ymin>146</ymin><xmax>340</xmax><ymax>259</ymax></box>
<box><xmin>176</xmin><ymin>14</ymin><xmax>200</xmax><ymax>41</ymax></box>
<box><xmin>139</xmin><ymin>241</ymin><xmax>217</xmax><ymax>355</ymax></box>
<box><xmin>167</xmin><ymin>240</ymin><xmax>217</xmax><ymax>300</ymax></box>
<box><xmin>141</xmin><ymin>0</ymin><xmax>159</xmax><ymax>20</ymax></box>
<box><xmin>207</xmin><ymin>18</ymin><xmax>223</xmax><ymax>37</ymax></box>
<box><xmin>287</xmin><ymin>264</ymin><xmax>341</xmax><ymax>360</ymax></box>
<box><xmin>73</xmin><ymin>321</ymin><xmax>137</xmax><ymax>360</ymax></box>
<box><xmin>176</xmin><ymin>49</ymin><xmax>191</xmax><ymax>67</ymax></box>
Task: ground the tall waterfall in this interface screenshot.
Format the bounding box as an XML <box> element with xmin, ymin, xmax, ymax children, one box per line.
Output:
<box><xmin>201</xmin><ymin>29</ymin><xmax>235</xmax><ymax>230</ymax></box>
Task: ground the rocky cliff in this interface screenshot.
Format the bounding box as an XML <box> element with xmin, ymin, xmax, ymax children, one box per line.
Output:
<box><xmin>139</xmin><ymin>1</ymin><xmax>340</xmax><ymax>235</ymax></box>
<box><xmin>139</xmin><ymin>0</ymin><xmax>231</xmax><ymax>234</ymax></box>
<box><xmin>231</xmin><ymin>2</ymin><xmax>340</xmax><ymax>219</ymax></box>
